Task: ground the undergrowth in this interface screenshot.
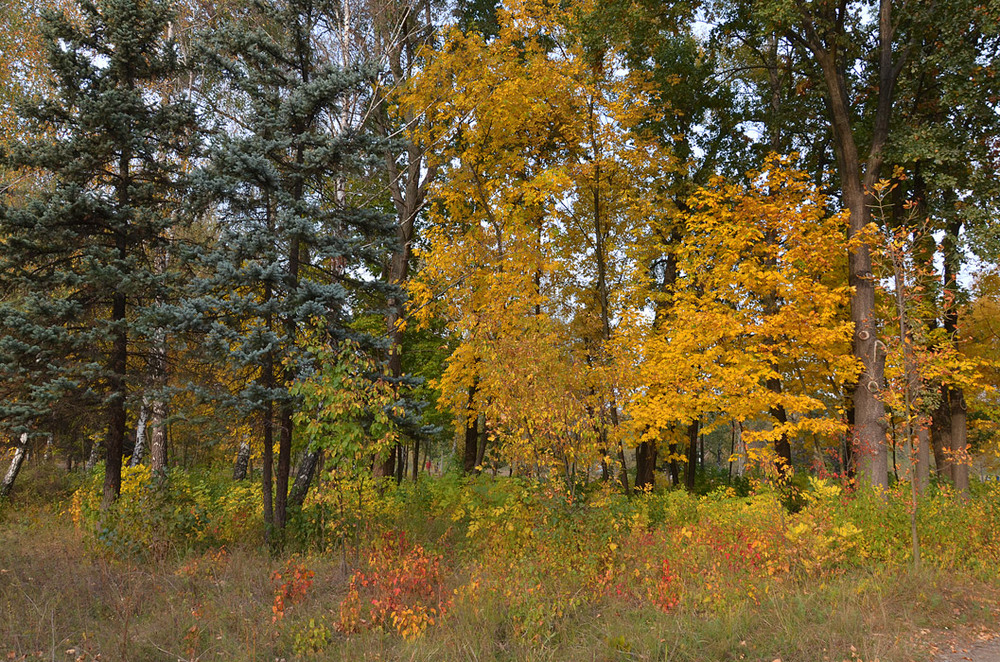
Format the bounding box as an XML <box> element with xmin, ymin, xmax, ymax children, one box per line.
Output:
<box><xmin>2</xmin><ymin>466</ymin><xmax>999</xmax><ymax>660</ymax></box>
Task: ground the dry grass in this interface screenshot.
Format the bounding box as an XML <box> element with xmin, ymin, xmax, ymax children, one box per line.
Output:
<box><xmin>2</xmin><ymin>478</ymin><xmax>1000</xmax><ymax>662</ymax></box>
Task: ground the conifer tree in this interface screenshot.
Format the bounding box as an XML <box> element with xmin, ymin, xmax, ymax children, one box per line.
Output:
<box><xmin>193</xmin><ymin>0</ymin><xmax>395</xmax><ymax>532</ymax></box>
<box><xmin>0</xmin><ymin>0</ymin><xmax>198</xmax><ymax>508</ymax></box>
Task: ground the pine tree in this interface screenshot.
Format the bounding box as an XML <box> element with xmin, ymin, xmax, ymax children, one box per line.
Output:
<box><xmin>0</xmin><ymin>0</ymin><xmax>198</xmax><ymax>508</ymax></box>
<box><xmin>192</xmin><ymin>0</ymin><xmax>395</xmax><ymax>533</ymax></box>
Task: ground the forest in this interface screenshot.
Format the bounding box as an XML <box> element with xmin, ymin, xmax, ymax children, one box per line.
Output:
<box><xmin>1</xmin><ymin>0</ymin><xmax>1000</xmax><ymax>659</ymax></box>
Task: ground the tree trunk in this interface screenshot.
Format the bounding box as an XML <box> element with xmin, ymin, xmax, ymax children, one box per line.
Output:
<box><xmin>616</xmin><ymin>437</ymin><xmax>630</xmax><ymax>493</ymax></box>
<box><xmin>915</xmin><ymin>417</ymin><xmax>931</xmax><ymax>494</ymax></box>
<box><xmin>86</xmin><ymin>439</ymin><xmax>101</xmax><ymax>472</ymax></box>
<box><xmin>668</xmin><ymin>441</ymin><xmax>680</xmax><ymax>486</ymax></box>
<box><xmin>931</xmin><ymin>392</ymin><xmax>953</xmax><ymax>482</ymax></box>
<box><xmin>374</xmin><ymin>444</ymin><xmax>396</xmax><ymax>478</ymax></box>
<box><xmin>147</xmin><ymin>237</ymin><xmax>170</xmax><ymax>476</ymax></box>
<box><xmin>684</xmin><ymin>419</ymin><xmax>699</xmax><ymax>492</ymax></box>
<box><xmin>793</xmin><ymin>0</ymin><xmax>908</xmax><ymax>490</ymax></box>
<box><xmin>394</xmin><ymin>441</ymin><xmax>405</xmax><ymax>484</ymax></box>
<box><xmin>378</xmin><ymin>41</ymin><xmax>434</xmax><ymax>481</ymax></box>
<box><xmin>102</xmin><ymin>287</ymin><xmax>128</xmax><ymax>510</ymax></box>
<box><xmin>275</xmin><ymin>405</ymin><xmax>293</xmax><ymax>529</ymax></box>
<box><xmin>412</xmin><ymin>438</ymin><xmax>420</xmax><ymax>481</ymax></box>
<box><xmin>233</xmin><ymin>439</ymin><xmax>250</xmax><ymax>481</ymax></box>
<box><xmin>130</xmin><ymin>402</ymin><xmax>149</xmax><ymax>467</ymax></box>
<box><xmin>288</xmin><ymin>449</ymin><xmax>322</xmax><ymax>512</ymax></box>
<box><xmin>903</xmin><ymin>342</ymin><xmax>930</xmax><ymax>494</ymax></box>
<box><xmin>261</xmin><ymin>400</ymin><xmax>274</xmax><ymax>535</ymax></box>
<box><xmin>1</xmin><ymin>434</ymin><xmax>28</xmax><ymax>499</ymax></box>
<box><xmin>149</xmin><ymin>397</ymin><xmax>167</xmax><ymax>474</ymax></box>
<box><xmin>634</xmin><ymin>439</ymin><xmax>657</xmax><ymax>492</ymax></box>
<box><xmin>767</xmin><ymin>376</ymin><xmax>792</xmax><ymax>480</ymax></box>
<box><xmin>942</xmin><ymin>216</ymin><xmax>968</xmax><ymax>494</ymax></box>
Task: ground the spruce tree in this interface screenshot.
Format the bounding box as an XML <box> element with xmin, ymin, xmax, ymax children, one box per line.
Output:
<box><xmin>192</xmin><ymin>0</ymin><xmax>395</xmax><ymax>532</ymax></box>
<box><xmin>0</xmin><ymin>0</ymin><xmax>198</xmax><ymax>508</ymax></box>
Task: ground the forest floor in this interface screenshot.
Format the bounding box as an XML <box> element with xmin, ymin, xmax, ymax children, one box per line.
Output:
<box><xmin>1</xmin><ymin>502</ymin><xmax>998</xmax><ymax>661</ymax></box>
<box><xmin>3</xmin><ymin>466</ymin><xmax>1000</xmax><ymax>662</ymax></box>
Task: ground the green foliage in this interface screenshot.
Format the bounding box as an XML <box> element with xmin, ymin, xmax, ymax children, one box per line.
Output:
<box><xmin>71</xmin><ymin>465</ymin><xmax>262</xmax><ymax>558</ymax></box>
<box><xmin>291</xmin><ymin>618</ymin><xmax>332</xmax><ymax>656</ymax></box>
<box><xmin>0</xmin><ymin>0</ymin><xmax>199</xmax><ymax>505</ymax></box>
<box><xmin>291</xmin><ymin>341</ymin><xmax>401</xmax><ymax>473</ymax></box>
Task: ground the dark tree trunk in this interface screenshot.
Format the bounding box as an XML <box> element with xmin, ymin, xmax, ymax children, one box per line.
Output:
<box><xmin>942</xmin><ymin>216</ymin><xmax>968</xmax><ymax>494</ymax></box>
<box><xmin>668</xmin><ymin>441</ymin><xmax>680</xmax><ymax>486</ymax></box>
<box><xmin>288</xmin><ymin>449</ymin><xmax>322</xmax><ymax>512</ymax></box>
<box><xmin>262</xmin><ymin>401</ymin><xmax>274</xmax><ymax>530</ymax></box>
<box><xmin>275</xmin><ymin>405</ymin><xmax>293</xmax><ymax>528</ymax></box>
<box><xmin>635</xmin><ymin>439</ymin><xmax>657</xmax><ymax>492</ymax></box>
<box><xmin>767</xmin><ymin>377</ymin><xmax>792</xmax><ymax>480</ymax></box>
<box><xmin>102</xmin><ymin>289</ymin><xmax>127</xmax><ymax>510</ymax></box>
<box><xmin>684</xmin><ymin>420</ymin><xmax>699</xmax><ymax>492</ymax></box>
<box><xmin>412</xmin><ymin>438</ymin><xmax>420</xmax><ymax>481</ymax></box>
<box><xmin>931</xmin><ymin>391</ymin><xmax>953</xmax><ymax>481</ymax></box>
<box><xmin>394</xmin><ymin>442</ymin><xmax>405</xmax><ymax>484</ymax></box>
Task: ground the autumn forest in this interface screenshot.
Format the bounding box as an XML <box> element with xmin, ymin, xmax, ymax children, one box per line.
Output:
<box><xmin>1</xmin><ymin>0</ymin><xmax>1000</xmax><ymax>659</ymax></box>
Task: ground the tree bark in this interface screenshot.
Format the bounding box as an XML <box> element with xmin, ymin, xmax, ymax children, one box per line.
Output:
<box><xmin>412</xmin><ymin>438</ymin><xmax>420</xmax><ymax>481</ymax></box>
<box><xmin>768</xmin><ymin>375</ymin><xmax>792</xmax><ymax>480</ymax></box>
<box><xmin>288</xmin><ymin>449</ymin><xmax>322</xmax><ymax>512</ymax></box>
<box><xmin>1</xmin><ymin>434</ymin><xmax>28</xmax><ymax>499</ymax></box>
<box><xmin>942</xmin><ymin>216</ymin><xmax>968</xmax><ymax>494</ymax></box>
<box><xmin>130</xmin><ymin>402</ymin><xmax>149</xmax><ymax>467</ymax></box>
<box><xmin>394</xmin><ymin>441</ymin><xmax>405</xmax><ymax>484</ymax></box>
<box><xmin>147</xmin><ymin>232</ymin><xmax>171</xmax><ymax>476</ymax></box>
<box><xmin>86</xmin><ymin>439</ymin><xmax>101</xmax><ymax>472</ymax></box>
<box><xmin>233</xmin><ymin>439</ymin><xmax>250</xmax><ymax>481</ymax></box>
<box><xmin>684</xmin><ymin>419</ymin><xmax>699</xmax><ymax>492</ymax></box>
<box><xmin>915</xmin><ymin>417</ymin><xmax>931</xmax><ymax>494</ymax></box>
<box><xmin>376</xmin><ymin>1</ymin><xmax>436</xmax><ymax>481</ymax></box>
<box><xmin>931</xmin><ymin>391</ymin><xmax>953</xmax><ymax>481</ymax></box>
<box><xmin>789</xmin><ymin>0</ymin><xmax>910</xmax><ymax>490</ymax></box>
<box><xmin>275</xmin><ymin>404</ymin><xmax>293</xmax><ymax>529</ymax></box>
<box><xmin>261</xmin><ymin>399</ymin><xmax>274</xmax><ymax>536</ymax></box>
<box><xmin>102</xmin><ymin>280</ymin><xmax>128</xmax><ymax>510</ymax></box>
<box><xmin>149</xmin><ymin>396</ymin><xmax>167</xmax><ymax>474</ymax></box>
<box><xmin>634</xmin><ymin>438</ymin><xmax>657</xmax><ymax>492</ymax></box>
<box><xmin>668</xmin><ymin>440</ymin><xmax>680</xmax><ymax>486</ymax></box>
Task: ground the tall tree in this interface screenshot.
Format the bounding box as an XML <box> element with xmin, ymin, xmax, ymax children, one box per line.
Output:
<box><xmin>0</xmin><ymin>0</ymin><xmax>198</xmax><ymax>508</ymax></box>
<box><xmin>707</xmin><ymin>0</ymin><xmax>951</xmax><ymax>487</ymax></box>
<box><xmin>406</xmin><ymin>0</ymin><xmax>679</xmax><ymax>488</ymax></box>
<box><xmin>618</xmin><ymin>158</ymin><xmax>855</xmax><ymax>484</ymax></box>
<box><xmin>194</xmin><ymin>0</ymin><xmax>395</xmax><ymax>532</ymax></box>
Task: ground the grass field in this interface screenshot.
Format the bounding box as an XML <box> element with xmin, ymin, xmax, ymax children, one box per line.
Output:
<box><xmin>2</xmin><ymin>463</ymin><xmax>999</xmax><ymax>661</ymax></box>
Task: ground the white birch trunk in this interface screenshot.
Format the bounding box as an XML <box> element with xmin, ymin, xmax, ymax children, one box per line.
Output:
<box><xmin>1</xmin><ymin>434</ymin><xmax>28</xmax><ymax>499</ymax></box>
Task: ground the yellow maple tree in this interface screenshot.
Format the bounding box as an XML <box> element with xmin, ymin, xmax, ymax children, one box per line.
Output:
<box><xmin>403</xmin><ymin>0</ymin><xmax>678</xmax><ymax>482</ymax></box>
<box><xmin>616</xmin><ymin>156</ymin><xmax>855</xmax><ymax>477</ymax></box>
